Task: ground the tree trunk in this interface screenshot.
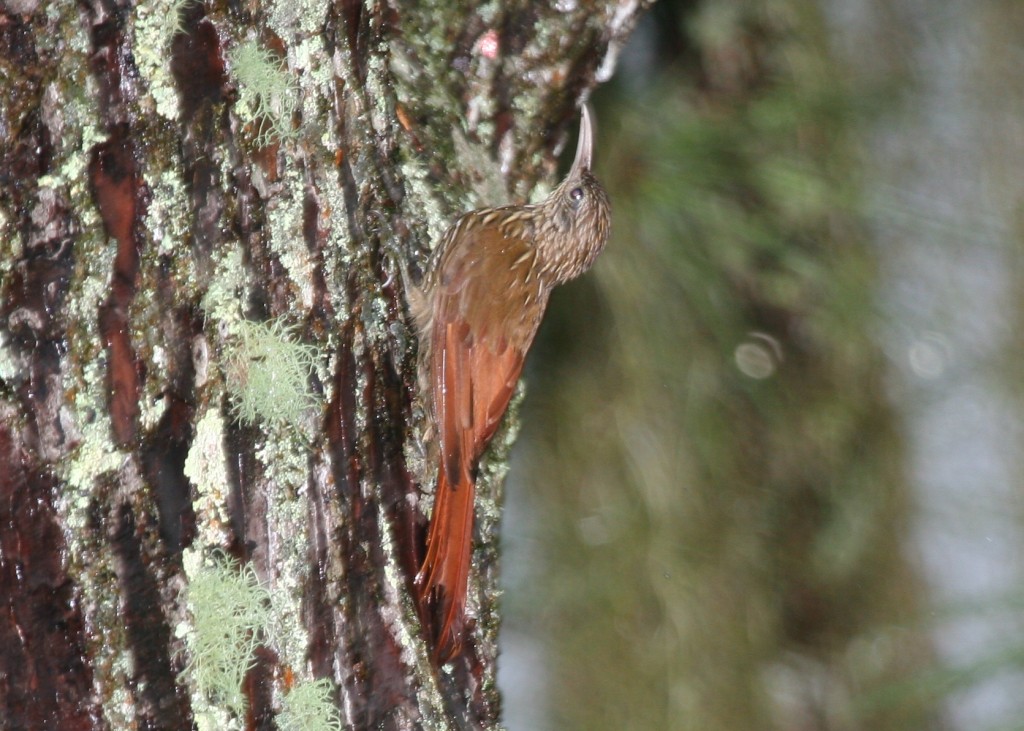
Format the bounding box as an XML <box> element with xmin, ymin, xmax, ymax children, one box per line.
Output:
<box><xmin>0</xmin><ymin>1</ymin><xmax>648</xmax><ymax>729</ymax></box>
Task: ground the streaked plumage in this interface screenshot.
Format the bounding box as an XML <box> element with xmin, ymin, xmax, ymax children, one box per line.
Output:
<box><xmin>413</xmin><ymin>106</ymin><xmax>611</xmax><ymax>661</ymax></box>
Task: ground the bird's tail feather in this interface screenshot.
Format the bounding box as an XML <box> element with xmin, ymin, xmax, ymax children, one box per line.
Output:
<box><xmin>416</xmin><ymin>466</ymin><xmax>475</xmax><ymax>662</ymax></box>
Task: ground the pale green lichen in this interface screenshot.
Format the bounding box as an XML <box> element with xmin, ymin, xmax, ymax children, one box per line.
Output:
<box><xmin>29</xmin><ymin>7</ymin><xmax>209</xmax><ymax>731</ymax></box>
<box><xmin>182</xmin><ymin>550</ymin><xmax>271</xmax><ymax>721</ymax></box>
<box><xmin>63</xmin><ymin>302</ymin><xmax>126</xmax><ymax>497</ymax></box>
<box><xmin>131</xmin><ymin>159</ymin><xmax>193</xmax><ymax>433</ymax></box>
<box><xmin>229</xmin><ymin>40</ymin><xmax>300</xmax><ymax>146</ymax></box>
<box><xmin>222</xmin><ymin>317</ymin><xmax>319</xmax><ymax>427</ymax></box>
<box><xmin>258</xmin><ymin>436</ymin><xmax>314</xmax><ymax>667</ymax></box>
<box><xmin>65</xmin><ymin>414</ymin><xmax>125</xmax><ymax>493</ymax></box>
<box><xmin>203</xmin><ymin>246</ymin><xmax>316</xmax><ymax>430</ymax></box>
<box><xmin>290</xmin><ymin>40</ymin><xmax>315</xmax><ymax>88</ymax></box>
<box><xmin>64</xmin><ymin>227</ymin><xmax>113</xmax><ymax>328</ymax></box>
<box><xmin>201</xmin><ymin>246</ymin><xmax>247</xmax><ymax>325</ymax></box>
<box><xmin>266</xmin><ymin>167</ymin><xmax>316</xmax><ymax>309</ymax></box>
<box><xmin>147</xmin><ymin>167</ymin><xmax>191</xmax><ymax>257</ymax></box>
<box><xmin>277</xmin><ymin>679</ymin><xmax>343</xmax><ymax>731</ymax></box>
<box><xmin>184</xmin><ymin>410</ymin><xmax>232</xmax><ymax>547</ymax></box>
<box><xmin>303</xmin><ymin>156</ymin><xmax>353</xmax><ymax>330</ymax></box>
<box><xmin>180</xmin><ymin>548</ymin><xmax>343</xmax><ymax>729</ymax></box>
<box><xmin>268</xmin><ymin>0</ymin><xmax>325</xmax><ymax>39</ymax></box>
<box><xmin>184</xmin><ymin>380</ymin><xmax>325</xmax><ymax>724</ymax></box>
<box><xmin>201</xmin><ymin>244</ymin><xmax>323</xmax><ymax>429</ymax></box>
<box><xmin>43</xmin><ymin>14</ymin><xmax>134</xmax><ymax>727</ymax></box>
<box><xmin>291</xmin><ymin>37</ymin><xmax>327</xmax><ymax>86</ymax></box>
<box><xmin>133</xmin><ymin>0</ymin><xmax>187</xmax><ymax>120</ymax></box>
<box><xmin>168</xmin><ymin>0</ymin><xmax>199</xmax><ymax>36</ymax></box>
<box><xmin>292</xmin><ymin>34</ymin><xmax>337</xmax><ymax>157</ymax></box>
<box><xmin>60</xmin><ymin>508</ymin><xmax>134</xmax><ymax>731</ymax></box>
<box><xmin>36</xmin><ymin>44</ymin><xmax>104</xmax><ymax>199</ymax></box>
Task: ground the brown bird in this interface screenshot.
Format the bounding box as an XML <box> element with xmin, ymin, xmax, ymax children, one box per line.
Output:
<box><xmin>411</xmin><ymin>105</ymin><xmax>612</xmax><ymax>662</ymax></box>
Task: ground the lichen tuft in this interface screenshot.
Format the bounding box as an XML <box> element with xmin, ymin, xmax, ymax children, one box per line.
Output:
<box><xmin>222</xmin><ymin>317</ymin><xmax>318</xmax><ymax>427</ymax></box>
<box><xmin>228</xmin><ymin>40</ymin><xmax>300</xmax><ymax>146</ymax></box>
<box><xmin>182</xmin><ymin>551</ymin><xmax>271</xmax><ymax>718</ymax></box>
<box><xmin>278</xmin><ymin>678</ymin><xmax>343</xmax><ymax>731</ymax></box>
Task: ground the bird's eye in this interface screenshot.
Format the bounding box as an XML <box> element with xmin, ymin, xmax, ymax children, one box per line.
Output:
<box><xmin>569</xmin><ymin>187</ymin><xmax>584</xmax><ymax>207</ymax></box>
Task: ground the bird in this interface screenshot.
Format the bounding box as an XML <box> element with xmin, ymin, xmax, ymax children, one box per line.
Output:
<box><xmin>410</xmin><ymin>104</ymin><xmax>611</xmax><ymax>662</ymax></box>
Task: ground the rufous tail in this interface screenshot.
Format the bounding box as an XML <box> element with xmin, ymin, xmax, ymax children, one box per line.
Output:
<box><xmin>416</xmin><ymin>465</ymin><xmax>475</xmax><ymax>662</ymax></box>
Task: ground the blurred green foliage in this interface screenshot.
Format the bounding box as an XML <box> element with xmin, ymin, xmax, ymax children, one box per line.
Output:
<box><xmin>506</xmin><ymin>1</ymin><xmax>944</xmax><ymax>729</ymax></box>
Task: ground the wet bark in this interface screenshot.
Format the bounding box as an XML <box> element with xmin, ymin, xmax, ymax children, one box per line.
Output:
<box><xmin>0</xmin><ymin>1</ymin><xmax>648</xmax><ymax>729</ymax></box>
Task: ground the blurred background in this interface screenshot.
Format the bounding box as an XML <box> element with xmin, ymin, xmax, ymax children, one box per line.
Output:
<box><xmin>498</xmin><ymin>1</ymin><xmax>1024</xmax><ymax>729</ymax></box>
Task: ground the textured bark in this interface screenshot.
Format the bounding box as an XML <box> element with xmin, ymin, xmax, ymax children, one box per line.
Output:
<box><xmin>0</xmin><ymin>1</ymin><xmax>648</xmax><ymax>730</ymax></box>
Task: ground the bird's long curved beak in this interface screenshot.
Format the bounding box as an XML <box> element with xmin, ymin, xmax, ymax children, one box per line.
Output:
<box><xmin>570</xmin><ymin>103</ymin><xmax>594</xmax><ymax>175</ymax></box>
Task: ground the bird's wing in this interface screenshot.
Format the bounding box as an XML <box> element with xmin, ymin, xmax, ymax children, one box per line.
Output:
<box><xmin>432</xmin><ymin>224</ymin><xmax>547</xmax><ymax>477</ymax></box>
<box><xmin>418</xmin><ymin>222</ymin><xmax>547</xmax><ymax>660</ymax></box>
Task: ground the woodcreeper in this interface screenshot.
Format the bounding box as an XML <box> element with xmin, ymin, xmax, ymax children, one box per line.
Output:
<box><xmin>411</xmin><ymin>105</ymin><xmax>612</xmax><ymax>661</ymax></box>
